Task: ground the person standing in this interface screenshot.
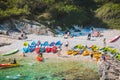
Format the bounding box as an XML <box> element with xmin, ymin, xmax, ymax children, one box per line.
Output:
<box><xmin>65</xmin><ymin>41</ymin><xmax>69</xmax><ymax>50</ymax></box>
<box><xmin>87</xmin><ymin>33</ymin><xmax>91</xmax><ymax>40</ymax></box>
<box><xmin>103</xmin><ymin>38</ymin><xmax>106</xmax><ymax>47</ymax></box>
<box><xmin>91</xmin><ymin>27</ymin><xmax>94</xmax><ymax>37</ymax></box>
<box><xmin>57</xmin><ymin>46</ymin><xmax>62</xmax><ymax>56</ymax></box>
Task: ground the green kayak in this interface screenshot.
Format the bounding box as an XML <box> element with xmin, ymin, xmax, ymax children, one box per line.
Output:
<box><xmin>2</xmin><ymin>49</ymin><xmax>19</xmax><ymax>56</ymax></box>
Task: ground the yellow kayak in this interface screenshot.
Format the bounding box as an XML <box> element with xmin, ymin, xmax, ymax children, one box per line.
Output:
<box><xmin>92</xmin><ymin>51</ymin><xmax>102</xmax><ymax>61</ymax></box>
<box><xmin>66</xmin><ymin>50</ymin><xmax>74</xmax><ymax>55</ymax></box>
<box><xmin>82</xmin><ymin>50</ymin><xmax>90</xmax><ymax>56</ymax></box>
<box><xmin>0</xmin><ymin>63</ymin><xmax>20</xmax><ymax>68</ymax></box>
<box><xmin>72</xmin><ymin>51</ymin><xmax>79</xmax><ymax>55</ymax></box>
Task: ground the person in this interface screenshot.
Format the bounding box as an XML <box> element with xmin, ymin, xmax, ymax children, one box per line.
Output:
<box><xmin>36</xmin><ymin>54</ymin><xmax>43</xmax><ymax>62</ymax></box>
<box><xmin>65</xmin><ymin>41</ymin><xmax>69</xmax><ymax>50</ymax></box>
<box><xmin>103</xmin><ymin>38</ymin><xmax>106</xmax><ymax>47</ymax></box>
<box><xmin>64</xmin><ymin>34</ymin><xmax>68</xmax><ymax>39</ymax></box>
<box><xmin>87</xmin><ymin>33</ymin><xmax>91</xmax><ymax>40</ymax></box>
<box><xmin>67</xmin><ymin>31</ymin><xmax>70</xmax><ymax>36</ymax></box>
<box><xmin>90</xmin><ymin>53</ymin><xmax>93</xmax><ymax>59</ymax></box>
<box><xmin>20</xmin><ymin>29</ymin><xmax>24</xmax><ymax>37</ymax></box>
<box><xmin>21</xmin><ymin>52</ymin><xmax>26</xmax><ymax>57</ymax></box>
<box><xmin>90</xmin><ymin>27</ymin><xmax>94</xmax><ymax>37</ymax></box>
<box><xmin>37</xmin><ymin>41</ymin><xmax>41</xmax><ymax>46</ymax></box>
<box><xmin>20</xmin><ymin>29</ymin><xmax>27</xmax><ymax>39</ymax></box>
<box><xmin>39</xmin><ymin>52</ymin><xmax>43</xmax><ymax>57</ymax></box>
<box><xmin>57</xmin><ymin>46</ymin><xmax>62</xmax><ymax>56</ymax></box>
<box><xmin>10</xmin><ymin>58</ymin><xmax>17</xmax><ymax>64</ymax></box>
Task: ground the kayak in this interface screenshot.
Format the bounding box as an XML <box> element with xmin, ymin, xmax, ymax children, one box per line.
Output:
<box><xmin>72</xmin><ymin>51</ymin><xmax>79</xmax><ymax>55</ymax></box>
<box><xmin>51</xmin><ymin>46</ymin><xmax>57</xmax><ymax>53</ymax></box>
<box><xmin>22</xmin><ymin>47</ymin><xmax>28</xmax><ymax>53</ymax></box>
<box><xmin>109</xmin><ymin>35</ymin><xmax>120</xmax><ymax>43</ymax></box>
<box><xmin>116</xmin><ymin>54</ymin><xmax>120</xmax><ymax>60</ymax></box>
<box><xmin>35</xmin><ymin>47</ymin><xmax>40</xmax><ymax>54</ymax></box>
<box><xmin>91</xmin><ymin>51</ymin><xmax>102</xmax><ymax>62</ymax></box>
<box><xmin>82</xmin><ymin>50</ymin><xmax>90</xmax><ymax>56</ymax></box>
<box><xmin>46</xmin><ymin>47</ymin><xmax>51</xmax><ymax>53</ymax></box>
<box><xmin>2</xmin><ymin>49</ymin><xmax>19</xmax><ymax>56</ymax></box>
<box><xmin>66</xmin><ymin>50</ymin><xmax>73</xmax><ymax>55</ymax></box>
<box><xmin>0</xmin><ymin>63</ymin><xmax>20</xmax><ymax>68</ymax></box>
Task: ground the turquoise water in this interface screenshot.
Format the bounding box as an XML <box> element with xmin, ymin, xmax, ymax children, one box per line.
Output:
<box><xmin>0</xmin><ymin>62</ymin><xmax>63</xmax><ymax>80</ymax></box>
<box><xmin>0</xmin><ymin>56</ymin><xmax>98</xmax><ymax>80</ymax></box>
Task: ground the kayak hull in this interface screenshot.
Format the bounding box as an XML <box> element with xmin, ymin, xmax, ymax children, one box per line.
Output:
<box><xmin>2</xmin><ymin>49</ymin><xmax>19</xmax><ymax>56</ymax></box>
<box><xmin>110</xmin><ymin>35</ymin><xmax>120</xmax><ymax>43</ymax></box>
<box><xmin>0</xmin><ymin>63</ymin><xmax>20</xmax><ymax>68</ymax></box>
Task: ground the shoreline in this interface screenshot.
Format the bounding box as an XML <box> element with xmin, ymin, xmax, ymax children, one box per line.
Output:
<box><xmin>0</xmin><ymin>29</ymin><xmax>120</xmax><ymax>59</ymax></box>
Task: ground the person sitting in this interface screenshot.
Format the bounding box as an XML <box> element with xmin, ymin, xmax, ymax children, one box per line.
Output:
<box><xmin>36</xmin><ymin>54</ymin><xmax>43</xmax><ymax>62</ymax></box>
<box><xmin>10</xmin><ymin>58</ymin><xmax>17</xmax><ymax>64</ymax></box>
<box><xmin>64</xmin><ymin>34</ymin><xmax>68</xmax><ymax>39</ymax></box>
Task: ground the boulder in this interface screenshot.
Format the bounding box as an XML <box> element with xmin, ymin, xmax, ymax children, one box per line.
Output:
<box><xmin>98</xmin><ymin>59</ymin><xmax>120</xmax><ymax>80</ymax></box>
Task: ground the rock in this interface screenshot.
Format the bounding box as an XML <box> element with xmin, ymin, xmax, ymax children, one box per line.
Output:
<box><xmin>0</xmin><ymin>43</ymin><xmax>11</xmax><ymax>47</ymax></box>
<box><xmin>35</xmin><ymin>76</ymin><xmax>47</xmax><ymax>80</ymax></box>
<box><xmin>98</xmin><ymin>59</ymin><xmax>120</xmax><ymax>80</ymax></box>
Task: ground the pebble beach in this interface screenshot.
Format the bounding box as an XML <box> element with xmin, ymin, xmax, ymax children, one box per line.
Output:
<box><xmin>0</xmin><ymin>29</ymin><xmax>120</xmax><ymax>80</ymax></box>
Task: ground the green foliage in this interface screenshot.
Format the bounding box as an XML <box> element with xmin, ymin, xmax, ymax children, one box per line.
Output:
<box><xmin>0</xmin><ymin>0</ymin><xmax>29</xmax><ymax>19</ymax></box>
<box><xmin>95</xmin><ymin>0</ymin><xmax>120</xmax><ymax>3</ymax></box>
<box><xmin>0</xmin><ymin>0</ymin><xmax>120</xmax><ymax>29</ymax></box>
<box><xmin>96</xmin><ymin>2</ymin><xmax>120</xmax><ymax>29</ymax></box>
<box><xmin>41</xmin><ymin>0</ymin><xmax>55</xmax><ymax>4</ymax></box>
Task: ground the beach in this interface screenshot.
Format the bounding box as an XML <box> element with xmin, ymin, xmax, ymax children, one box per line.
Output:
<box><xmin>0</xmin><ymin>29</ymin><xmax>120</xmax><ymax>52</ymax></box>
<box><xmin>0</xmin><ymin>29</ymin><xmax>120</xmax><ymax>80</ymax></box>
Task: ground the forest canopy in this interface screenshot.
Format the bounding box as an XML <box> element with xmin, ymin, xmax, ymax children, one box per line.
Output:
<box><xmin>0</xmin><ymin>0</ymin><xmax>120</xmax><ymax>29</ymax></box>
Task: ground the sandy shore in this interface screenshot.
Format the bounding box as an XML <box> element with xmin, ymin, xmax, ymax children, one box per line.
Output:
<box><xmin>0</xmin><ymin>29</ymin><xmax>120</xmax><ymax>62</ymax></box>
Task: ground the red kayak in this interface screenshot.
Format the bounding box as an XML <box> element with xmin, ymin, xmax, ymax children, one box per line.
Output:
<box><xmin>109</xmin><ymin>35</ymin><xmax>120</xmax><ymax>43</ymax></box>
<box><xmin>35</xmin><ymin>47</ymin><xmax>40</xmax><ymax>54</ymax></box>
<box><xmin>46</xmin><ymin>47</ymin><xmax>51</xmax><ymax>53</ymax></box>
<box><xmin>0</xmin><ymin>64</ymin><xmax>9</xmax><ymax>67</ymax></box>
<box><xmin>51</xmin><ymin>46</ymin><xmax>57</xmax><ymax>53</ymax></box>
<box><xmin>0</xmin><ymin>63</ymin><xmax>20</xmax><ymax>68</ymax></box>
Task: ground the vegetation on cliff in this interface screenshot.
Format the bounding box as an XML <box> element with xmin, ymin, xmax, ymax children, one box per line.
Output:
<box><xmin>0</xmin><ymin>0</ymin><xmax>120</xmax><ymax>29</ymax></box>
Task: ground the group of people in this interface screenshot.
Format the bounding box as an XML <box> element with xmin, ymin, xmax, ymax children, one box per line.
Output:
<box><xmin>87</xmin><ymin>27</ymin><xmax>102</xmax><ymax>40</ymax></box>
<box><xmin>64</xmin><ymin>31</ymin><xmax>70</xmax><ymax>39</ymax></box>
